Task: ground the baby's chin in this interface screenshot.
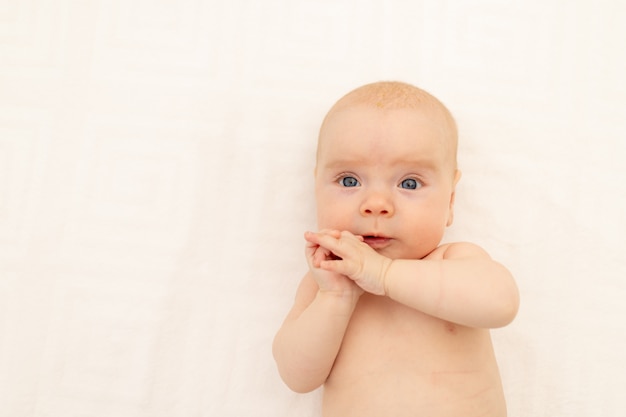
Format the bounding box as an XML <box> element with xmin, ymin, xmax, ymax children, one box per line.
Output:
<box><xmin>373</xmin><ymin>245</ymin><xmax>409</xmax><ymax>260</ymax></box>
<box><xmin>377</xmin><ymin>244</ymin><xmax>436</xmax><ymax>261</ymax></box>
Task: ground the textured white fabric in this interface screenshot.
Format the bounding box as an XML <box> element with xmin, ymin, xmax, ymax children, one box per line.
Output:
<box><xmin>0</xmin><ymin>1</ymin><xmax>625</xmax><ymax>416</ymax></box>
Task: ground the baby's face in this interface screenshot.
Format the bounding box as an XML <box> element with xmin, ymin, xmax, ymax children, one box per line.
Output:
<box><xmin>315</xmin><ymin>105</ymin><xmax>459</xmax><ymax>260</ymax></box>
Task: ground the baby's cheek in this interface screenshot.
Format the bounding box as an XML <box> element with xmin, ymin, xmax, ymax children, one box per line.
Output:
<box><xmin>317</xmin><ymin>210</ymin><xmax>348</xmax><ymax>230</ymax></box>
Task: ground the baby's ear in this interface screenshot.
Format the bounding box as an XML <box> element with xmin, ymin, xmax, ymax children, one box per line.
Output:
<box><xmin>446</xmin><ymin>170</ymin><xmax>462</xmax><ymax>227</ymax></box>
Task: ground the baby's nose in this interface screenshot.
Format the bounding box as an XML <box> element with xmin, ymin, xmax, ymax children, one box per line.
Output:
<box><xmin>360</xmin><ymin>192</ymin><xmax>394</xmax><ymax>217</ymax></box>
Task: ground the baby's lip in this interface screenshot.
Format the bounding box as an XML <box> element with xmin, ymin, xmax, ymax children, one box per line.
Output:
<box><xmin>362</xmin><ymin>235</ymin><xmax>392</xmax><ymax>249</ymax></box>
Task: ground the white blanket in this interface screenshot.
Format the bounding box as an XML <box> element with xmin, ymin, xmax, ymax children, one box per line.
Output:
<box><xmin>0</xmin><ymin>1</ymin><xmax>624</xmax><ymax>416</ymax></box>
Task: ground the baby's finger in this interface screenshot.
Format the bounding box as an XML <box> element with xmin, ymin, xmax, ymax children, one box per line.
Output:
<box><xmin>305</xmin><ymin>230</ymin><xmax>341</xmax><ymax>242</ymax></box>
<box><xmin>312</xmin><ymin>247</ymin><xmax>330</xmax><ymax>266</ymax></box>
<box><xmin>319</xmin><ymin>258</ymin><xmax>356</xmax><ymax>278</ymax></box>
<box><xmin>304</xmin><ymin>231</ymin><xmax>329</xmax><ymax>246</ymax></box>
<box><xmin>339</xmin><ymin>230</ymin><xmax>363</xmax><ymax>242</ymax></box>
<box><xmin>313</xmin><ymin>232</ymin><xmax>352</xmax><ymax>259</ymax></box>
<box><xmin>327</xmin><ymin>229</ymin><xmax>342</xmax><ymax>238</ymax></box>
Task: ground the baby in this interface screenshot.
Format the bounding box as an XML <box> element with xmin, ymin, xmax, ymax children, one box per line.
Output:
<box><xmin>273</xmin><ymin>81</ymin><xmax>519</xmax><ymax>417</ymax></box>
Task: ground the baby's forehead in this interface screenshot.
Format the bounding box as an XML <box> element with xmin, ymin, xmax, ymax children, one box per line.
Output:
<box><xmin>317</xmin><ymin>106</ymin><xmax>457</xmax><ymax>170</ymax></box>
<box><xmin>317</xmin><ymin>82</ymin><xmax>458</xmax><ymax>163</ymax></box>
<box><xmin>322</xmin><ymin>102</ymin><xmax>455</xmax><ymax>144</ymax></box>
<box><xmin>325</xmin><ymin>84</ymin><xmax>455</xmax><ymax>132</ymax></box>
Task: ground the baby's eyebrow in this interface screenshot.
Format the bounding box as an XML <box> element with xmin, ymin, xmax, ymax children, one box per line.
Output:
<box><xmin>321</xmin><ymin>158</ymin><xmax>359</xmax><ymax>168</ymax></box>
<box><xmin>321</xmin><ymin>158</ymin><xmax>440</xmax><ymax>174</ymax></box>
<box><xmin>390</xmin><ymin>158</ymin><xmax>438</xmax><ymax>169</ymax></box>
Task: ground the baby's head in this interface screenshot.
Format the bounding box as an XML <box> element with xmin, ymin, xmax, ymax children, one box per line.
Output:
<box><xmin>313</xmin><ymin>81</ymin><xmax>461</xmax><ymax>259</ymax></box>
<box><xmin>316</xmin><ymin>81</ymin><xmax>458</xmax><ymax>174</ymax></box>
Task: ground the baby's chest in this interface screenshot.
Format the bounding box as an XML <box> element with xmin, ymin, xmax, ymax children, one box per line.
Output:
<box><xmin>338</xmin><ymin>297</ymin><xmax>464</xmax><ymax>367</ymax></box>
<box><xmin>325</xmin><ymin>297</ymin><xmax>504</xmax><ymax>416</ymax></box>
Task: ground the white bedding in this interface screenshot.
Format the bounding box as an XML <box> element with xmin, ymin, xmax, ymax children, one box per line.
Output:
<box><xmin>1</xmin><ymin>1</ymin><xmax>625</xmax><ymax>416</ymax></box>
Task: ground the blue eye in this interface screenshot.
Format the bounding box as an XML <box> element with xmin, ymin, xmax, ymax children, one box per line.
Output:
<box><xmin>340</xmin><ymin>176</ymin><xmax>360</xmax><ymax>187</ymax></box>
<box><xmin>400</xmin><ymin>178</ymin><xmax>421</xmax><ymax>190</ymax></box>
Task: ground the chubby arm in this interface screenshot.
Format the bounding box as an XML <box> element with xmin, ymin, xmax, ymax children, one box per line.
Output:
<box><xmin>273</xmin><ymin>231</ymin><xmax>362</xmax><ymax>393</ymax></box>
<box><xmin>385</xmin><ymin>243</ymin><xmax>519</xmax><ymax>328</ymax></box>
<box><xmin>304</xmin><ymin>231</ymin><xmax>519</xmax><ymax>329</ymax></box>
<box><xmin>272</xmin><ymin>274</ymin><xmax>359</xmax><ymax>392</ymax></box>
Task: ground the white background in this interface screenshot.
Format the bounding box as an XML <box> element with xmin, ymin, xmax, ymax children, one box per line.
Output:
<box><xmin>1</xmin><ymin>1</ymin><xmax>625</xmax><ymax>416</ymax></box>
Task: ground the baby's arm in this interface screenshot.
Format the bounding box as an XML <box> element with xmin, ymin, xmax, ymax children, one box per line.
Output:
<box><xmin>273</xmin><ymin>232</ymin><xmax>362</xmax><ymax>393</ymax></box>
<box><xmin>304</xmin><ymin>231</ymin><xmax>519</xmax><ymax>328</ymax></box>
<box><xmin>272</xmin><ymin>273</ymin><xmax>359</xmax><ymax>392</ymax></box>
<box><xmin>384</xmin><ymin>243</ymin><xmax>519</xmax><ymax>328</ymax></box>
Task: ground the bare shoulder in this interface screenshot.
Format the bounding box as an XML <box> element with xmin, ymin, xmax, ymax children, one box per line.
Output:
<box><xmin>428</xmin><ymin>242</ymin><xmax>492</xmax><ymax>260</ymax></box>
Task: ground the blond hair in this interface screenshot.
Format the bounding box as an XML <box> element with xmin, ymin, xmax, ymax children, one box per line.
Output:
<box><xmin>318</xmin><ymin>81</ymin><xmax>458</xmax><ymax>167</ymax></box>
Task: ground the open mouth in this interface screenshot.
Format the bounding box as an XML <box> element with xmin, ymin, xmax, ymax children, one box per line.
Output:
<box><xmin>362</xmin><ymin>236</ymin><xmax>392</xmax><ymax>249</ymax></box>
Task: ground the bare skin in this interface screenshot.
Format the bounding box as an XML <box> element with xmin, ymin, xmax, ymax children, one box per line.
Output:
<box><xmin>282</xmin><ymin>238</ymin><xmax>513</xmax><ymax>417</ymax></box>
<box><xmin>273</xmin><ymin>82</ymin><xmax>519</xmax><ymax>416</ymax></box>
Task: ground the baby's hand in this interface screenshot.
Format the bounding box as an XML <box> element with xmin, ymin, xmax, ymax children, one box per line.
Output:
<box><xmin>304</xmin><ymin>230</ymin><xmax>392</xmax><ymax>296</ymax></box>
<box><xmin>305</xmin><ymin>230</ymin><xmax>363</xmax><ymax>296</ymax></box>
